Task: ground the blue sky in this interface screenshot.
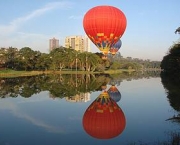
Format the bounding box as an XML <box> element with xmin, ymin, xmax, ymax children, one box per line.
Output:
<box><xmin>0</xmin><ymin>0</ymin><xmax>180</xmax><ymax>61</ymax></box>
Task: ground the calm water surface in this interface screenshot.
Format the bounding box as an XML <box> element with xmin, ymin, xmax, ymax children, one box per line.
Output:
<box><xmin>0</xmin><ymin>74</ymin><xmax>179</xmax><ymax>145</ymax></box>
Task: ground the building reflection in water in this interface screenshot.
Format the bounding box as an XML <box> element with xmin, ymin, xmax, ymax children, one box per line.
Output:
<box><xmin>82</xmin><ymin>90</ymin><xmax>126</xmax><ymax>139</ymax></box>
<box><xmin>65</xmin><ymin>93</ymin><xmax>91</xmax><ymax>103</ymax></box>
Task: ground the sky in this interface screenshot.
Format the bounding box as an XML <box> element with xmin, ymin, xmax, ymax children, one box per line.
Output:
<box><xmin>0</xmin><ymin>0</ymin><xmax>180</xmax><ymax>61</ymax></box>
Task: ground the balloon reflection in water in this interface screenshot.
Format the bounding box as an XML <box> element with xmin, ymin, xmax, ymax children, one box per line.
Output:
<box><xmin>82</xmin><ymin>91</ymin><xmax>126</xmax><ymax>139</ymax></box>
<box><xmin>108</xmin><ymin>85</ymin><xmax>121</xmax><ymax>102</ymax></box>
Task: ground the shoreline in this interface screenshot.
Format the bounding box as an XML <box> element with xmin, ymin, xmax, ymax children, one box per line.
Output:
<box><xmin>0</xmin><ymin>69</ymin><xmax>161</xmax><ymax>77</ymax></box>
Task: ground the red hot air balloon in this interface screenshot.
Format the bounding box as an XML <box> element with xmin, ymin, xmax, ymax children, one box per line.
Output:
<box><xmin>109</xmin><ymin>39</ymin><xmax>122</xmax><ymax>56</ymax></box>
<box><xmin>82</xmin><ymin>91</ymin><xmax>126</xmax><ymax>139</ymax></box>
<box><xmin>83</xmin><ymin>5</ymin><xmax>127</xmax><ymax>55</ymax></box>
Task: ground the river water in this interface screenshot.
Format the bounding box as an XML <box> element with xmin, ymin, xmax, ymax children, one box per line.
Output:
<box><xmin>0</xmin><ymin>73</ymin><xmax>179</xmax><ymax>145</ymax></box>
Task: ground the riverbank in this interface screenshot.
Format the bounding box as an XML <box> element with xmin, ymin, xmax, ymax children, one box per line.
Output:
<box><xmin>0</xmin><ymin>69</ymin><xmax>137</xmax><ymax>77</ymax></box>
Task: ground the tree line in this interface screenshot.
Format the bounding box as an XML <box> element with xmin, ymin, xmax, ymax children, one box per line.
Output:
<box><xmin>0</xmin><ymin>46</ymin><xmax>161</xmax><ymax>72</ymax></box>
<box><xmin>160</xmin><ymin>26</ymin><xmax>180</xmax><ymax>80</ymax></box>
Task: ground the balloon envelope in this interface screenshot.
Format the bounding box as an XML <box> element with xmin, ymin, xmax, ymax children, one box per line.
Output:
<box><xmin>83</xmin><ymin>5</ymin><xmax>127</xmax><ymax>55</ymax></box>
<box><xmin>82</xmin><ymin>91</ymin><xmax>126</xmax><ymax>139</ymax></box>
<box><xmin>108</xmin><ymin>85</ymin><xmax>121</xmax><ymax>102</ymax></box>
<box><xmin>109</xmin><ymin>39</ymin><xmax>122</xmax><ymax>56</ymax></box>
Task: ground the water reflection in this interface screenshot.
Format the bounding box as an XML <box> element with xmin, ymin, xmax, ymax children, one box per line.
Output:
<box><xmin>1</xmin><ymin>71</ymin><xmax>177</xmax><ymax>145</ymax></box>
<box><xmin>108</xmin><ymin>84</ymin><xmax>121</xmax><ymax>102</ymax></box>
<box><xmin>0</xmin><ymin>97</ymin><xmax>67</xmax><ymax>134</ymax></box>
<box><xmin>0</xmin><ymin>71</ymin><xmax>160</xmax><ymax>99</ymax></box>
<box><xmin>65</xmin><ymin>92</ymin><xmax>91</xmax><ymax>103</ymax></box>
<box><xmin>161</xmin><ymin>72</ymin><xmax>180</xmax><ymax>123</ymax></box>
<box><xmin>0</xmin><ymin>74</ymin><xmax>110</xmax><ymax>99</ymax></box>
<box><xmin>82</xmin><ymin>90</ymin><xmax>126</xmax><ymax>139</ymax></box>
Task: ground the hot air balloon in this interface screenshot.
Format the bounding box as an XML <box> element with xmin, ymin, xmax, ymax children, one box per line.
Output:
<box><xmin>82</xmin><ymin>91</ymin><xmax>126</xmax><ymax>139</ymax></box>
<box><xmin>83</xmin><ymin>5</ymin><xmax>127</xmax><ymax>56</ymax></box>
<box><xmin>108</xmin><ymin>85</ymin><xmax>121</xmax><ymax>102</ymax></box>
<box><xmin>109</xmin><ymin>39</ymin><xmax>122</xmax><ymax>56</ymax></box>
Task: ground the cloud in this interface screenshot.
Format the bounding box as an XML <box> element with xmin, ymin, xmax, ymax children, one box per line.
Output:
<box><xmin>0</xmin><ymin>1</ymin><xmax>73</xmax><ymax>51</ymax></box>
<box><xmin>0</xmin><ymin>1</ymin><xmax>73</xmax><ymax>35</ymax></box>
<box><xmin>68</xmin><ymin>15</ymin><xmax>83</xmax><ymax>20</ymax></box>
<box><xmin>0</xmin><ymin>100</ymin><xmax>69</xmax><ymax>134</ymax></box>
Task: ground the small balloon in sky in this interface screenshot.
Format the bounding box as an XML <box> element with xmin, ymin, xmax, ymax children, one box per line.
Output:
<box><xmin>109</xmin><ymin>39</ymin><xmax>122</xmax><ymax>56</ymax></box>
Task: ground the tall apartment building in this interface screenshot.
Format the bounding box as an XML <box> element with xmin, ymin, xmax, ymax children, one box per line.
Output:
<box><xmin>65</xmin><ymin>35</ymin><xmax>90</xmax><ymax>52</ymax></box>
<box><xmin>49</xmin><ymin>37</ymin><xmax>59</xmax><ymax>52</ymax></box>
<box><xmin>84</xmin><ymin>35</ymin><xmax>91</xmax><ymax>52</ymax></box>
<box><xmin>65</xmin><ymin>92</ymin><xmax>90</xmax><ymax>103</ymax></box>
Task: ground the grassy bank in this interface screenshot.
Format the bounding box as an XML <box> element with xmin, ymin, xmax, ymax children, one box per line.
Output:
<box><xmin>0</xmin><ymin>70</ymin><xmax>46</xmax><ymax>77</ymax></box>
<box><xmin>104</xmin><ymin>69</ymin><xmax>136</xmax><ymax>74</ymax></box>
<box><xmin>0</xmin><ymin>69</ymin><xmax>136</xmax><ymax>77</ymax></box>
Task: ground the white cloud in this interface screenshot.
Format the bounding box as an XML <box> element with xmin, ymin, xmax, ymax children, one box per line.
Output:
<box><xmin>0</xmin><ymin>99</ymin><xmax>68</xmax><ymax>133</ymax></box>
<box><xmin>0</xmin><ymin>1</ymin><xmax>73</xmax><ymax>51</ymax></box>
<box><xmin>0</xmin><ymin>1</ymin><xmax>73</xmax><ymax>35</ymax></box>
<box><xmin>68</xmin><ymin>15</ymin><xmax>83</xmax><ymax>20</ymax></box>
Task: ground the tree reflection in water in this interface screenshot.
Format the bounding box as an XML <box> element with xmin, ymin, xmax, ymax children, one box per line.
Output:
<box><xmin>126</xmin><ymin>72</ymin><xmax>180</xmax><ymax>145</ymax></box>
<box><xmin>160</xmin><ymin>71</ymin><xmax>180</xmax><ymax>145</ymax></box>
<box><xmin>0</xmin><ymin>74</ymin><xmax>110</xmax><ymax>99</ymax></box>
<box><xmin>0</xmin><ymin>71</ymin><xmax>160</xmax><ymax>99</ymax></box>
<box><xmin>1</xmin><ymin>71</ymin><xmax>178</xmax><ymax>144</ymax></box>
<box><xmin>161</xmin><ymin>72</ymin><xmax>180</xmax><ymax>121</ymax></box>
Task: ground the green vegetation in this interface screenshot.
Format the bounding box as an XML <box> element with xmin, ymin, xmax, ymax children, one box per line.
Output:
<box><xmin>157</xmin><ymin>26</ymin><xmax>180</xmax><ymax>145</ymax></box>
<box><xmin>161</xmin><ymin>26</ymin><xmax>180</xmax><ymax>74</ymax></box>
<box><xmin>160</xmin><ymin>27</ymin><xmax>180</xmax><ymax>127</ymax></box>
<box><xmin>161</xmin><ymin>41</ymin><xmax>180</xmax><ymax>73</ymax></box>
<box><xmin>0</xmin><ymin>45</ymin><xmax>161</xmax><ymax>77</ymax></box>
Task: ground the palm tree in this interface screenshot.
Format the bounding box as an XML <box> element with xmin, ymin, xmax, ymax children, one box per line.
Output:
<box><xmin>85</xmin><ymin>52</ymin><xmax>102</xmax><ymax>71</ymax></box>
<box><xmin>66</xmin><ymin>49</ymin><xmax>79</xmax><ymax>70</ymax></box>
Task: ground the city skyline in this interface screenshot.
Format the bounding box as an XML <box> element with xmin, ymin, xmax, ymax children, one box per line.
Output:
<box><xmin>0</xmin><ymin>0</ymin><xmax>180</xmax><ymax>61</ymax></box>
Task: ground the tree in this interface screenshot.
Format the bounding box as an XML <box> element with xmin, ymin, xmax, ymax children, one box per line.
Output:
<box><xmin>50</xmin><ymin>47</ymin><xmax>68</xmax><ymax>71</ymax></box>
<box><xmin>18</xmin><ymin>47</ymin><xmax>36</xmax><ymax>70</ymax></box>
<box><xmin>161</xmin><ymin>27</ymin><xmax>180</xmax><ymax>73</ymax></box>
<box><xmin>5</xmin><ymin>47</ymin><xmax>18</xmax><ymax>69</ymax></box>
<box><xmin>35</xmin><ymin>53</ymin><xmax>51</xmax><ymax>71</ymax></box>
<box><xmin>0</xmin><ymin>48</ymin><xmax>8</xmax><ymax>69</ymax></box>
<box><xmin>65</xmin><ymin>48</ymin><xmax>78</xmax><ymax>70</ymax></box>
<box><xmin>161</xmin><ymin>40</ymin><xmax>180</xmax><ymax>73</ymax></box>
<box><xmin>175</xmin><ymin>27</ymin><xmax>180</xmax><ymax>34</ymax></box>
<box><xmin>110</xmin><ymin>62</ymin><xmax>121</xmax><ymax>70</ymax></box>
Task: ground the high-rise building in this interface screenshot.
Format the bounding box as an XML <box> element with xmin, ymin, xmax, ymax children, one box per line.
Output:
<box><xmin>65</xmin><ymin>35</ymin><xmax>91</xmax><ymax>52</ymax></box>
<box><xmin>49</xmin><ymin>37</ymin><xmax>59</xmax><ymax>52</ymax></box>
<box><xmin>84</xmin><ymin>35</ymin><xmax>91</xmax><ymax>52</ymax></box>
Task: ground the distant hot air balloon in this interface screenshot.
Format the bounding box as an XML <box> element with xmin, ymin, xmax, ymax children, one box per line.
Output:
<box><xmin>83</xmin><ymin>5</ymin><xmax>127</xmax><ymax>56</ymax></box>
<box><xmin>108</xmin><ymin>85</ymin><xmax>121</xmax><ymax>102</ymax></box>
<box><xmin>82</xmin><ymin>91</ymin><xmax>126</xmax><ymax>139</ymax></box>
<box><xmin>109</xmin><ymin>39</ymin><xmax>122</xmax><ymax>56</ymax></box>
